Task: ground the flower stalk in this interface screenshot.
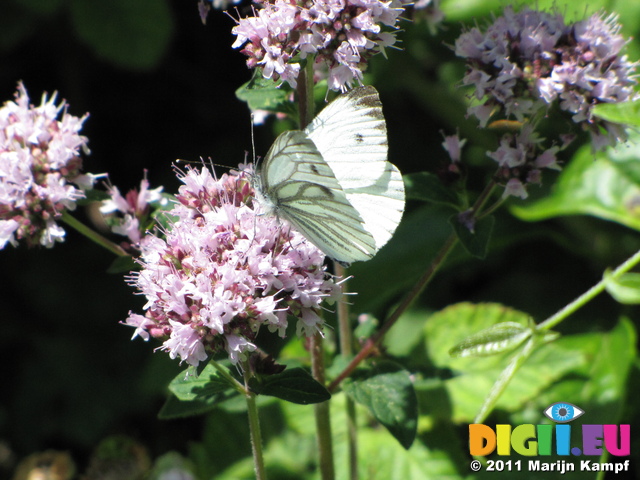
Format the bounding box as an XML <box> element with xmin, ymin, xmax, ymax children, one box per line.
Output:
<box><xmin>311</xmin><ymin>332</ymin><xmax>335</xmax><ymax>480</ymax></box>
<box><xmin>60</xmin><ymin>211</ymin><xmax>129</xmax><ymax>257</ymax></box>
<box><xmin>335</xmin><ymin>264</ymin><xmax>358</xmax><ymax>480</ymax></box>
<box><xmin>243</xmin><ymin>365</ymin><xmax>268</xmax><ymax>480</ymax></box>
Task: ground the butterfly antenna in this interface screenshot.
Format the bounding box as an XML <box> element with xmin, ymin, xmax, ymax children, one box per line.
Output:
<box><xmin>250</xmin><ymin>112</ymin><xmax>259</xmax><ymax>171</ymax></box>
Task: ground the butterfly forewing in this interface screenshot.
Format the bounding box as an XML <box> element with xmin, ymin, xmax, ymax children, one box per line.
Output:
<box><xmin>260</xmin><ymin>130</ymin><xmax>377</xmax><ymax>263</ymax></box>
<box><xmin>305</xmin><ymin>86</ymin><xmax>405</xmax><ymax>253</ymax></box>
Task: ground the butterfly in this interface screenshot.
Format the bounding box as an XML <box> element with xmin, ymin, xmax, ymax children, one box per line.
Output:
<box><xmin>256</xmin><ymin>86</ymin><xmax>405</xmax><ymax>265</ymax></box>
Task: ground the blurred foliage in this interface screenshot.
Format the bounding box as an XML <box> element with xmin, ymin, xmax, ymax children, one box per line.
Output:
<box><xmin>2</xmin><ymin>0</ymin><xmax>640</xmax><ymax>478</ymax></box>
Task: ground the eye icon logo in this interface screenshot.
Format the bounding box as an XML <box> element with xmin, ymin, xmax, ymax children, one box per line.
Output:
<box><xmin>544</xmin><ymin>402</ymin><xmax>584</xmax><ymax>423</ymax></box>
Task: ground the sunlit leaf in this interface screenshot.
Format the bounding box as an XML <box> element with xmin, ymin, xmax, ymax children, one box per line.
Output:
<box><xmin>604</xmin><ymin>271</ymin><xmax>640</xmax><ymax>304</ymax></box>
<box><xmin>159</xmin><ymin>363</ymin><xmax>241</xmax><ymax>419</ymax></box>
<box><xmin>419</xmin><ymin>303</ymin><xmax>590</xmax><ymax>422</ymax></box>
<box><xmin>449</xmin><ymin>321</ymin><xmax>532</xmax><ymax>358</ymax></box>
<box><xmin>512</xmin><ymin>135</ymin><xmax>640</xmax><ymax>231</ymax></box>
<box><xmin>593</xmin><ymin>101</ymin><xmax>640</xmax><ymax>128</ymax></box>
<box><xmin>235</xmin><ymin>72</ymin><xmax>296</xmax><ymax>117</ymax></box>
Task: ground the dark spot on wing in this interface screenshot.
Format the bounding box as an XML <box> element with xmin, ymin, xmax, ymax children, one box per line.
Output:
<box><xmin>319</xmin><ymin>185</ymin><xmax>333</xmax><ymax>196</ymax></box>
<box><xmin>355</xmin><ymin>133</ymin><xmax>364</xmax><ymax>143</ymax></box>
<box><xmin>311</xmin><ymin>164</ymin><xmax>320</xmax><ymax>174</ymax></box>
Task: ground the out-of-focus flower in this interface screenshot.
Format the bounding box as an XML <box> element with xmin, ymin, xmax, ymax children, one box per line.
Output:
<box><xmin>455</xmin><ymin>7</ymin><xmax>637</xmax><ymax>149</ymax></box>
<box><xmin>486</xmin><ymin>123</ymin><xmax>561</xmax><ymax>199</ymax></box>
<box><xmin>231</xmin><ymin>0</ymin><xmax>404</xmax><ymax>91</ymax></box>
<box><xmin>0</xmin><ymin>82</ymin><xmax>93</xmax><ymax>249</ymax></box>
<box><xmin>124</xmin><ymin>165</ymin><xmax>341</xmax><ymax>366</ymax></box>
<box><xmin>441</xmin><ymin>131</ymin><xmax>466</xmax><ymax>165</ymax></box>
<box><xmin>197</xmin><ymin>0</ymin><xmax>242</xmax><ymax>24</ymax></box>
<box><xmin>100</xmin><ymin>172</ymin><xmax>166</xmax><ymax>248</ymax></box>
<box><xmin>411</xmin><ymin>0</ymin><xmax>444</xmax><ymax>33</ymax></box>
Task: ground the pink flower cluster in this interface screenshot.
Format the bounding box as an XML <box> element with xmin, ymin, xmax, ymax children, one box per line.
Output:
<box><xmin>100</xmin><ymin>173</ymin><xmax>166</xmax><ymax>249</ymax></box>
<box><xmin>488</xmin><ymin>124</ymin><xmax>562</xmax><ymax>199</ymax></box>
<box><xmin>124</xmin><ymin>166</ymin><xmax>341</xmax><ymax>366</ymax></box>
<box><xmin>456</xmin><ymin>7</ymin><xmax>637</xmax><ymax>149</ymax></box>
<box><xmin>231</xmin><ymin>0</ymin><xmax>404</xmax><ymax>91</ymax></box>
<box><xmin>0</xmin><ymin>83</ymin><xmax>92</xmax><ymax>249</ymax></box>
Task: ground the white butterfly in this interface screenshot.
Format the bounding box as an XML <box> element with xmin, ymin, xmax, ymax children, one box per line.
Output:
<box><xmin>256</xmin><ymin>86</ymin><xmax>405</xmax><ymax>265</ymax></box>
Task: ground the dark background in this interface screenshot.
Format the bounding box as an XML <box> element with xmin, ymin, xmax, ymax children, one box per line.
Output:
<box><xmin>2</xmin><ymin>0</ymin><xmax>639</xmax><ymax>477</ymax></box>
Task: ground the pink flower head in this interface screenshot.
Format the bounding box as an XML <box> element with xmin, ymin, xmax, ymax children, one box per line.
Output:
<box><xmin>100</xmin><ymin>171</ymin><xmax>166</xmax><ymax>247</ymax></box>
<box><xmin>487</xmin><ymin>124</ymin><xmax>562</xmax><ymax>199</ymax></box>
<box><xmin>231</xmin><ymin>0</ymin><xmax>404</xmax><ymax>91</ymax></box>
<box><xmin>0</xmin><ymin>82</ymin><xmax>92</xmax><ymax>249</ymax></box>
<box><xmin>123</xmin><ymin>165</ymin><xmax>341</xmax><ymax>366</ymax></box>
<box><xmin>455</xmin><ymin>7</ymin><xmax>637</xmax><ymax>151</ymax></box>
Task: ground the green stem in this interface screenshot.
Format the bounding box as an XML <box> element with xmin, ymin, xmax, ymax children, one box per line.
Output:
<box><xmin>242</xmin><ymin>363</ymin><xmax>268</xmax><ymax>480</ymax></box>
<box><xmin>470</xmin><ymin>179</ymin><xmax>498</xmax><ymax>217</ymax></box>
<box><xmin>334</xmin><ymin>263</ymin><xmax>358</xmax><ymax>480</ymax></box>
<box><xmin>473</xmin><ymin>337</ymin><xmax>537</xmax><ymax>424</ymax></box>
<box><xmin>210</xmin><ymin>359</ymin><xmax>246</xmax><ymax>395</ymax></box>
<box><xmin>311</xmin><ymin>332</ymin><xmax>335</xmax><ymax>480</ymax></box>
<box><xmin>297</xmin><ymin>56</ymin><xmax>316</xmax><ymax>128</ymax></box>
<box><xmin>537</xmin><ymin>247</ymin><xmax>640</xmax><ymax>332</ymax></box>
<box><xmin>60</xmin><ymin>211</ymin><xmax>129</xmax><ymax>257</ymax></box>
<box><xmin>329</xmin><ymin>231</ymin><xmax>458</xmax><ymax>391</ymax></box>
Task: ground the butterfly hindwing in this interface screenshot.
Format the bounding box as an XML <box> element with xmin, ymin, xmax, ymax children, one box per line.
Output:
<box><xmin>305</xmin><ymin>86</ymin><xmax>405</xmax><ymax>253</ymax></box>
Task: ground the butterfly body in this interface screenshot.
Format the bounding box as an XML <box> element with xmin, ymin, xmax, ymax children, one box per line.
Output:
<box><xmin>257</xmin><ymin>86</ymin><xmax>404</xmax><ymax>265</ymax></box>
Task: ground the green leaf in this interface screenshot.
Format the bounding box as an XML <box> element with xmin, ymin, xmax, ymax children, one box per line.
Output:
<box><xmin>512</xmin><ymin>135</ymin><xmax>640</xmax><ymax>231</ymax></box>
<box><xmin>419</xmin><ymin>303</ymin><xmax>590</xmax><ymax>422</ymax></box>
<box><xmin>449</xmin><ymin>321</ymin><xmax>532</xmax><ymax>358</ymax></box>
<box><xmin>266</xmin><ymin>394</ymin><xmax>463</xmax><ymax>479</ymax></box>
<box><xmin>343</xmin><ymin>361</ymin><xmax>417</xmax><ymax>449</ymax></box>
<box><xmin>78</xmin><ymin>188</ymin><xmax>110</xmax><ymax>204</ymax></box>
<box><xmin>158</xmin><ymin>394</ymin><xmax>220</xmax><ymax>419</ymax></box>
<box><xmin>592</xmin><ymin>100</ymin><xmax>640</xmax><ymax>128</ymax></box>
<box><xmin>235</xmin><ymin>73</ymin><xmax>297</xmax><ymax>117</ymax></box>
<box><xmin>106</xmin><ymin>255</ymin><xmax>136</xmax><ymax>274</ymax></box>
<box><xmin>604</xmin><ymin>271</ymin><xmax>640</xmax><ymax>304</ymax></box>
<box><xmin>253</xmin><ymin>368</ymin><xmax>330</xmax><ymax>405</ymax></box>
<box><xmin>578</xmin><ymin>317</ymin><xmax>636</xmax><ymax>421</ymax></box>
<box><xmin>69</xmin><ymin>0</ymin><xmax>173</xmax><ymax>70</ymax></box>
<box><xmin>158</xmin><ymin>363</ymin><xmax>241</xmax><ymax>418</ymax></box>
<box><xmin>353</xmin><ymin>313</ymin><xmax>379</xmax><ymax>340</ymax></box>
<box><xmin>450</xmin><ymin>213</ymin><xmax>495</xmax><ymax>259</ymax></box>
<box><xmin>440</xmin><ymin>0</ymin><xmax>509</xmax><ymax>21</ymax></box>
<box><xmin>510</xmin><ymin>317</ymin><xmax>637</xmax><ymax>428</ymax></box>
<box><xmin>168</xmin><ymin>363</ymin><xmax>237</xmax><ymax>402</ymax></box>
<box><xmin>403</xmin><ymin>172</ymin><xmax>460</xmax><ymax>207</ymax></box>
